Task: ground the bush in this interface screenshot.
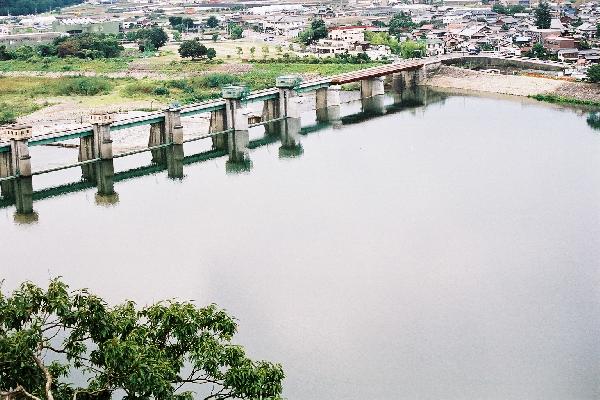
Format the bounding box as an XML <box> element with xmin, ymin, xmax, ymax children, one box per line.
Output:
<box><xmin>153</xmin><ymin>86</ymin><xmax>170</xmax><ymax>96</ymax></box>
<box><xmin>587</xmin><ymin>64</ymin><xmax>600</xmax><ymax>83</ymax></box>
<box><xmin>56</xmin><ymin>77</ymin><xmax>113</xmax><ymax>96</ymax></box>
<box><xmin>199</xmin><ymin>73</ymin><xmax>238</xmax><ymax>88</ymax></box>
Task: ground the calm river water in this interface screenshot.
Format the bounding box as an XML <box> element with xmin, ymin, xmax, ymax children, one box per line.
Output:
<box><xmin>1</xmin><ymin>89</ymin><xmax>599</xmax><ymax>400</ymax></box>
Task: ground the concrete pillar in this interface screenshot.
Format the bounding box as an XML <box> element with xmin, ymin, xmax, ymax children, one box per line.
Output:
<box><xmin>90</xmin><ymin>112</ymin><xmax>113</xmax><ymax>160</ymax></box>
<box><xmin>148</xmin><ymin>121</ymin><xmax>166</xmax><ymax>164</ymax></box>
<box><xmin>78</xmin><ymin>135</ymin><xmax>96</xmax><ymax>182</ymax></box>
<box><xmin>14</xmin><ymin>176</ymin><xmax>34</xmax><ymax>216</ymax></box>
<box><xmin>95</xmin><ymin>159</ymin><xmax>118</xmax><ymax>206</ymax></box>
<box><xmin>278</xmin><ymin>117</ymin><xmax>303</xmax><ymax>159</ymax></box>
<box><xmin>0</xmin><ymin>149</ymin><xmax>13</xmax><ymax>199</ymax></box>
<box><xmin>164</xmin><ymin>107</ymin><xmax>183</xmax><ymax>145</ymax></box>
<box><xmin>276</xmin><ymin>75</ymin><xmax>303</xmax><ymax>120</ymax></box>
<box><xmin>316</xmin><ymin>85</ymin><xmax>342</xmax><ymax>124</ymax></box>
<box><xmin>315</xmin><ymin>87</ymin><xmax>328</xmax><ymax>110</ymax></box>
<box><xmin>360</xmin><ymin>77</ymin><xmax>385</xmax><ymax>99</ymax></box>
<box><xmin>262</xmin><ymin>98</ymin><xmax>280</xmax><ymax>136</ymax></box>
<box><xmin>222</xmin><ymin>85</ymin><xmax>251</xmax><ymax>170</ymax></box>
<box><xmin>89</xmin><ymin>113</ymin><xmax>116</xmax><ymax>204</ymax></box>
<box><xmin>362</xmin><ymin>94</ymin><xmax>386</xmax><ymax>116</ymax></box>
<box><xmin>392</xmin><ymin>73</ymin><xmax>405</xmax><ymax>93</ymax></box>
<box><xmin>262</xmin><ymin>98</ymin><xmax>280</xmax><ymax>121</ymax></box>
<box><xmin>0</xmin><ymin>124</ymin><xmax>33</xmax><ymax>214</ymax></box>
<box><xmin>210</xmin><ymin>109</ymin><xmax>227</xmax><ymax>151</ymax></box>
<box><xmin>166</xmin><ymin>144</ymin><xmax>184</xmax><ymax>180</ymax></box>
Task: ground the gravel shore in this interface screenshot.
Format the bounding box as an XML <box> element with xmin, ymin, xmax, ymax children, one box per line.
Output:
<box><xmin>426</xmin><ymin>65</ymin><xmax>600</xmax><ymax>103</ymax></box>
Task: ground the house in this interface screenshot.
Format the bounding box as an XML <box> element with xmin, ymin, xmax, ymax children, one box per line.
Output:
<box><xmin>328</xmin><ymin>26</ymin><xmax>369</xmax><ymax>42</ymax></box>
<box><xmin>52</xmin><ymin>18</ymin><xmax>121</xmax><ymax>35</ymax></box>
<box><xmin>557</xmin><ymin>48</ymin><xmax>579</xmax><ymax>62</ymax></box>
<box><xmin>425</xmin><ymin>38</ymin><xmax>444</xmax><ymax>55</ymax></box>
<box><xmin>544</xmin><ymin>36</ymin><xmax>575</xmax><ymax>52</ymax></box>
<box><xmin>576</xmin><ymin>22</ymin><xmax>597</xmax><ymax>38</ymax></box>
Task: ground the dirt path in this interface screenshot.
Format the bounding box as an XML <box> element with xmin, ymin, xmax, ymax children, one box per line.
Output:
<box><xmin>426</xmin><ymin>65</ymin><xmax>600</xmax><ymax>102</ymax></box>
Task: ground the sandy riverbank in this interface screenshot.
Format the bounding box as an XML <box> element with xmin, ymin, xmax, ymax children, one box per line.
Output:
<box><xmin>425</xmin><ymin>65</ymin><xmax>600</xmax><ymax>103</ymax></box>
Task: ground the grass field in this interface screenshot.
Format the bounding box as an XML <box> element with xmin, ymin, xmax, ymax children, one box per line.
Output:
<box><xmin>0</xmin><ymin>60</ymin><xmax>380</xmax><ymax>123</ymax></box>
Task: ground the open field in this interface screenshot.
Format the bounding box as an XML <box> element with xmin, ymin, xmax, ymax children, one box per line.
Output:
<box><xmin>0</xmin><ymin>61</ymin><xmax>381</xmax><ymax>125</ymax></box>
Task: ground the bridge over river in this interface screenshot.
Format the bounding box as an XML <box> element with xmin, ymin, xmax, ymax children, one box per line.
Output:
<box><xmin>0</xmin><ymin>54</ymin><xmax>567</xmax><ymax>219</ymax></box>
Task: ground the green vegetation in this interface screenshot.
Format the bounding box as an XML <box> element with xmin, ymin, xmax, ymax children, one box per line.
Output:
<box><xmin>529</xmin><ymin>93</ymin><xmax>600</xmax><ymax>107</ymax></box>
<box><xmin>298</xmin><ymin>19</ymin><xmax>328</xmax><ymax>45</ymax></box>
<box><xmin>523</xmin><ymin>42</ymin><xmax>557</xmax><ymax>60</ymax></box>
<box><xmin>365</xmin><ymin>31</ymin><xmax>401</xmax><ymax>54</ymax></box>
<box><xmin>0</xmin><ymin>62</ymin><xmax>381</xmax><ymax>119</ymax></box>
<box><xmin>389</xmin><ymin>12</ymin><xmax>417</xmax><ymax>36</ymax></box>
<box><xmin>492</xmin><ymin>4</ymin><xmax>526</xmax><ymax>15</ymax></box>
<box><xmin>229</xmin><ymin>23</ymin><xmax>244</xmax><ymax>39</ymax></box>
<box><xmin>587</xmin><ymin>112</ymin><xmax>600</xmax><ymax>130</ymax></box>
<box><xmin>178</xmin><ymin>39</ymin><xmax>217</xmax><ymax>60</ymax></box>
<box><xmin>399</xmin><ymin>40</ymin><xmax>426</xmax><ymax>58</ymax></box>
<box><xmin>206</xmin><ymin>15</ymin><xmax>220</xmax><ymax>28</ymax></box>
<box><xmin>0</xmin><ymin>34</ymin><xmax>124</xmax><ymax>61</ymax></box>
<box><xmin>0</xmin><ymin>76</ymin><xmax>115</xmax><ymax>123</ymax></box>
<box><xmin>168</xmin><ymin>16</ymin><xmax>195</xmax><ymax>32</ymax></box>
<box><xmin>586</xmin><ymin>64</ymin><xmax>600</xmax><ymax>83</ymax></box>
<box><xmin>535</xmin><ymin>1</ymin><xmax>552</xmax><ymax>29</ymax></box>
<box><xmin>0</xmin><ymin>278</ymin><xmax>284</xmax><ymax>400</ymax></box>
<box><xmin>0</xmin><ymin>0</ymin><xmax>84</xmax><ymax>15</ymax></box>
<box><xmin>0</xmin><ymin>57</ymin><xmax>130</xmax><ymax>73</ymax></box>
<box><xmin>129</xmin><ymin>27</ymin><xmax>169</xmax><ymax>51</ymax></box>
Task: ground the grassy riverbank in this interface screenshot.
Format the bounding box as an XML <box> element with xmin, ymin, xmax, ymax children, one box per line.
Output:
<box><xmin>528</xmin><ymin>94</ymin><xmax>600</xmax><ymax>108</ymax></box>
<box><xmin>0</xmin><ymin>62</ymin><xmax>380</xmax><ymax>124</ymax></box>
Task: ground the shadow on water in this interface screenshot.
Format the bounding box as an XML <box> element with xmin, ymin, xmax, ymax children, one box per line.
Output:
<box><xmin>0</xmin><ymin>87</ymin><xmax>447</xmax><ymax>219</ymax></box>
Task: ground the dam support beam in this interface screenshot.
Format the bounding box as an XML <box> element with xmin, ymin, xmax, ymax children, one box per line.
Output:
<box><xmin>279</xmin><ymin>117</ymin><xmax>303</xmax><ymax>159</ymax></box>
<box><xmin>360</xmin><ymin>77</ymin><xmax>385</xmax><ymax>99</ymax></box>
<box><xmin>276</xmin><ymin>75</ymin><xmax>303</xmax><ymax>121</ymax></box>
<box><xmin>148</xmin><ymin>121</ymin><xmax>166</xmax><ymax>164</ymax></box>
<box><xmin>222</xmin><ymin>86</ymin><xmax>250</xmax><ymax>169</ymax></box>
<box><xmin>90</xmin><ymin>113</ymin><xmax>117</xmax><ymax>203</ymax></box>
<box><xmin>166</xmin><ymin>144</ymin><xmax>184</xmax><ymax>179</ymax></box>
<box><xmin>210</xmin><ymin>109</ymin><xmax>227</xmax><ymax>151</ymax></box>
<box><xmin>316</xmin><ymin>85</ymin><xmax>341</xmax><ymax>124</ymax></box>
<box><xmin>79</xmin><ymin>135</ymin><xmax>96</xmax><ymax>181</ymax></box>
<box><xmin>165</xmin><ymin>107</ymin><xmax>184</xmax><ymax>146</ymax></box>
<box><xmin>262</xmin><ymin>98</ymin><xmax>280</xmax><ymax>136</ymax></box>
<box><xmin>0</xmin><ymin>124</ymin><xmax>32</xmax><ymax>204</ymax></box>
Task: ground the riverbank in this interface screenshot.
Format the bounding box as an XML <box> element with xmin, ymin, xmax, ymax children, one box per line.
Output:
<box><xmin>426</xmin><ymin>65</ymin><xmax>600</xmax><ymax>105</ymax></box>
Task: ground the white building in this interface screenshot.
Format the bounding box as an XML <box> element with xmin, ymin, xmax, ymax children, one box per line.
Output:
<box><xmin>328</xmin><ymin>26</ymin><xmax>368</xmax><ymax>42</ymax></box>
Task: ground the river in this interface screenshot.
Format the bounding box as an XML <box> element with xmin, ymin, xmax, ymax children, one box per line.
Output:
<box><xmin>1</xmin><ymin>88</ymin><xmax>599</xmax><ymax>400</ymax></box>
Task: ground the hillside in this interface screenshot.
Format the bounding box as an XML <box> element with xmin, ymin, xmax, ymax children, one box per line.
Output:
<box><xmin>1</xmin><ymin>0</ymin><xmax>85</xmax><ymax>16</ymax></box>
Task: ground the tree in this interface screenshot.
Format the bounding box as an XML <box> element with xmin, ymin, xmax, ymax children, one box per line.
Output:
<box><xmin>298</xmin><ymin>19</ymin><xmax>328</xmax><ymax>45</ymax></box>
<box><xmin>389</xmin><ymin>12</ymin><xmax>416</xmax><ymax>36</ymax></box>
<box><xmin>586</xmin><ymin>112</ymin><xmax>600</xmax><ymax>130</ymax></box>
<box><xmin>173</xmin><ymin>31</ymin><xmax>182</xmax><ymax>42</ymax></box>
<box><xmin>179</xmin><ymin>39</ymin><xmax>208</xmax><ymax>60</ymax></box>
<box><xmin>587</xmin><ymin>64</ymin><xmax>600</xmax><ymax>83</ymax></box>
<box><xmin>135</xmin><ymin>27</ymin><xmax>169</xmax><ymax>51</ymax></box>
<box><xmin>261</xmin><ymin>45</ymin><xmax>269</xmax><ymax>59</ymax></box>
<box><xmin>206</xmin><ymin>47</ymin><xmax>216</xmax><ymax>60</ymax></box>
<box><xmin>249</xmin><ymin>46</ymin><xmax>256</xmax><ymax>58</ymax></box>
<box><xmin>535</xmin><ymin>1</ymin><xmax>552</xmax><ymax>29</ymax></box>
<box><xmin>206</xmin><ymin>15</ymin><xmax>219</xmax><ymax>28</ymax></box>
<box><xmin>0</xmin><ymin>279</ymin><xmax>284</xmax><ymax>400</ymax></box>
<box><xmin>525</xmin><ymin>42</ymin><xmax>551</xmax><ymax>59</ymax></box>
<box><xmin>228</xmin><ymin>23</ymin><xmax>243</xmax><ymax>39</ymax></box>
<box><xmin>236</xmin><ymin>46</ymin><xmax>243</xmax><ymax>57</ymax></box>
<box><xmin>212</xmin><ymin>33</ymin><xmax>219</xmax><ymax>42</ymax></box>
<box><xmin>399</xmin><ymin>40</ymin><xmax>425</xmax><ymax>58</ymax></box>
<box><xmin>0</xmin><ymin>0</ymin><xmax>85</xmax><ymax>16</ymax></box>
